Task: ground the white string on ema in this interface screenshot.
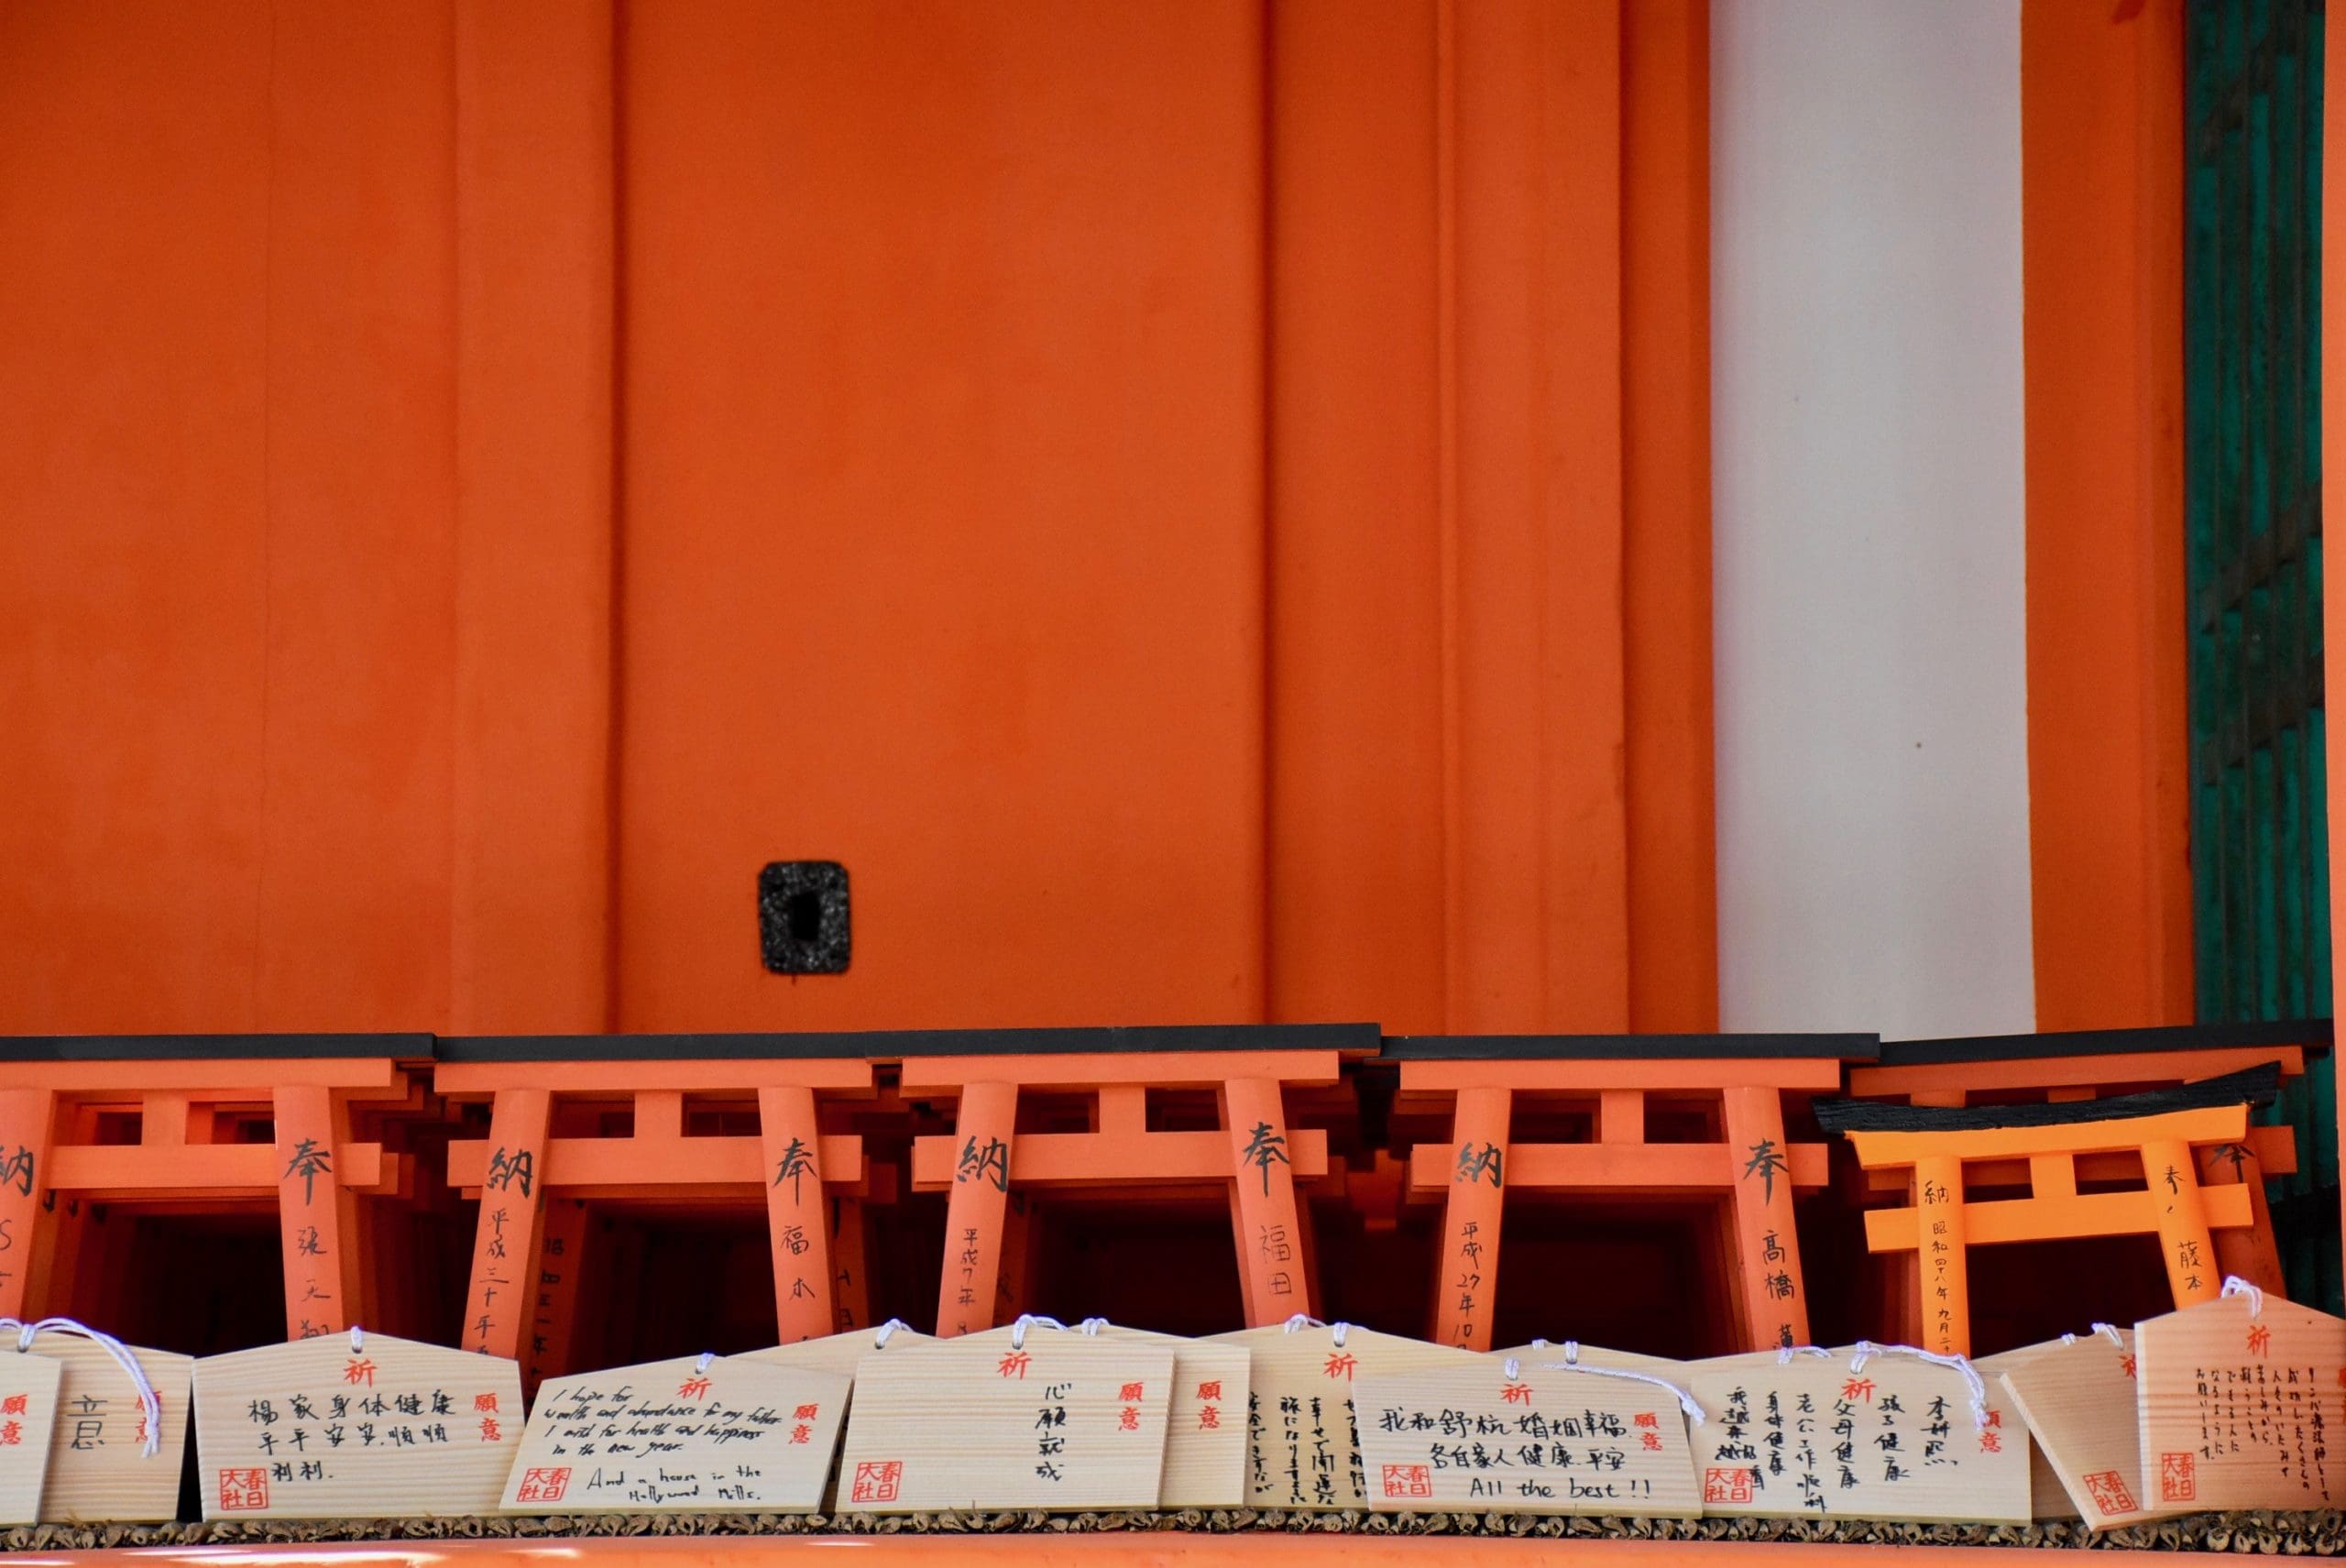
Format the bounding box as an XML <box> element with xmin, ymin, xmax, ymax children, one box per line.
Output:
<box><xmin>3</xmin><ymin>1316</ymin><xmax>163</xmax><ymax>1458</ymax></box>
<box><xmin>1281</xmin><ymin>1313</ymin><xmax>1350</xmax><ymax>1347</ymax></box>
<box><xmin>1848</xmin><ymin>1340</ymin><xmax>1989</xmax><ymax>1430</ymax></box>
<box><xmin>1009</xmin><ymin>1314</ymin><xmax>1069</xmax><ymax>1350</ymax></box>
<box><xmin>1528</xmin><ymin>1357</ymin><xmax>1706</xmax><ymax>1426</ymax></box>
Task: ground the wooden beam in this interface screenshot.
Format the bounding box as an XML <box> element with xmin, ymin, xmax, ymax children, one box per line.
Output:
<box><xmin>1864</xmin><ymin>1182</ymin><xmax>2254</xmax><ymax>1249</ymax></box>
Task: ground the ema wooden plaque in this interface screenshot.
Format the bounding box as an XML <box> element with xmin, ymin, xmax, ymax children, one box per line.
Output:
<box><xmin>192</xmin><ymin>1332</ymin><xmax>523</xmax><ymax>1519</ymax></box>
<box><xmin>502</xmin><ymin>1354</ymin><xmax>849</xmax><ymax>1513</ymax></box>
<box><xmin>1990</xmin><ymin>1331</ymin><xmax>2152</xmax><ymax>1529</ymax></box>
<box><xmin>2135</xmin><ymin>1291</ymin><xmax>2346</xmax><ymax>1512</ymax></box>
<box><xmin>835</xmin><ymin>1330</ymin><xmax>1174</xmax><ymax>1513</ymax></box>
<box><xmin>982</xmin><ymin>1325</ymin><xmax>1248</xmax><ymax>1509</ymax></box>
<box><xmin>23</xmin><ymin>1331</ymin><xmax>190</xmax><ymax>1523</ymax></box>
<box><xmin>0</xmin><ymin>1348</ymin><xmax>62</xmax><ymax>1524</ymax></box>
<box><xmin>1355</xmin><ymin>1354</ymin><xmax>1701</xmax><ymax>1517</ymax></box>
<box><xmin>1204</xmin><ymin>1324</ymin><xmax>1476</xmax><ymax>1510</ymax></box>
<box><xmin>1677</xmin><ymin>1347</ymin><xmax>2031</xmax><ymax>1524</ymax></box>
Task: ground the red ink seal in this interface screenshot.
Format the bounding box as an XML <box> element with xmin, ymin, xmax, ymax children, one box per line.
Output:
<box><xmin>216</xmin><ymin>1469</ymin><xmax>269</xmax><ymax>1512</ymax></box>
<box><xmin>1381</xmin><ymin>1464</ymin><xmax>1433</xmax><ymax>1499</ymax></box>
<box><xmin>2158</xmin><ymin>1452</ymin><xmax>2195</xmax><ymax>1504</ymax></box>
<box><xmin>852</xmin><ymin>1460</ymin><xmax>904</xmax><ymax>1503</ymax></box>
<box><xmin>1704</xmin><ymin>1466</ymin><xmax>1757</xmax><ymax>1505</ymax></box>
<box><xmin>515</xmin><ymin>1467</ymin><xmax>571</xmax><ymax>1505</ymax></box>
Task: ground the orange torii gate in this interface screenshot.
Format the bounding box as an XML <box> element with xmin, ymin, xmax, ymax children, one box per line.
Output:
<box><xmin>901</xmin><ymin>1024</ymin><xmax>1376</xmax><ymax>1335</ymax></box>
<box><xmin>435</xmin><ymin>1036</ymin><xmax>874</xmax><ymax>1376</ymax></box>
<box><xmin>0</xmin><ymin>1035</ymin><xmax>422</xmax><ymax>1339</ymax></box>
<box><xmin>1815</xmin><ymin>1062</ymin><xmax>2281</xmax><ymax>1357</ymax></box>
<box><xmin>1847</xmin><ymin>1020</ymin><xmax>2318</xmax><ymax>1297</ymax></box>
<box><xmin>1386</xmin><ymin>1034</ymin><xmax>1877</xmax><ymax>1354</ymax></box>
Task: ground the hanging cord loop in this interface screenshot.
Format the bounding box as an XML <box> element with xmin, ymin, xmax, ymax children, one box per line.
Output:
<box><xmin>3</xmin><ymin>1317</ymin><xmax>162</xmax><ymax>1457</ymax></box>
<box><xmin>1849</xmin><ymin>1340</ymin><xmax>1989</xmax><ymax>1430</ymax></box>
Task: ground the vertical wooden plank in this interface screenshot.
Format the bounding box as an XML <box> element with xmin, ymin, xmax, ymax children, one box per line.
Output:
<box><xmin>462</xmin><ymin>1088</ymin><xmax>551</xmax><ymax>1359</ymax></box>
<box><xmin>2021</xmin><ymin>0</ymin><xmax>2194</xmax><ymax>1030</ymax></box>
<box><xmin>252</xmin><ymin>3</ymin><xmax>459</xmax><ymax>1029</ymax></box>
<box><xmin>1622</xmin><ymin>0</ymin><xmax>1719</xmax><ymax>1031</ymax></box>
<box><xmin>1431</xmin><ymin>1087</ymin><xmax>1508</xmax><ymax>1350</ymax></box>
<box><xmin>1222</xmin><ymin>1078</ymin><xmax>1311</xmax><ymax>1323</ymax></box>
<box><xmin>524</xmin><ymin>1196</ymin><xmax>588</xmax><ymax>1395</ymax></box>
<box><xmin>1722</xmin><ymin>1086</ymin><xmax>1811</xmax><ymax>1352</ymax></box>
<box><xmin>0</xmin><ymin>1091</ymin><xmax>52</xmax><ymax>1322</ymax></box>
<box><xmin>758</xmin><ymin>1085</ymin><xmax>835</xmax><ymax>1342</ymax></box>
<box><xmin>1448</xmin><ymin>0</ymin><xmax>1630</xmax><ymax>1030</ymax></box>
<box><xmin>272</xmin><ymin>1086</ymin><xmax>352</xmax><ymax>1340</ymax></box>
<box><xmin>2143</xmin><ymin>1137</ymin><xmax>2223</xmax><ymax>1306</ymax></box>
<box><xmin>1266</xmin><ymin>0</ymin><xmax>1446</xmax><ymax>1034</ymax></box>
<box><xmin>934</xmin><ymin>1082</ymin><xmax>1015</xmax><ymax>1338</ymax></box>
<box><xmin>1914</xmin><ymin>1155</ymin><xmax>1970</xmax><ymax>1357</ymax></box>
<box><xmin>451</xmin><ymin>0</ymin><xmax>618</xmax><ymax>1033</ymax></box>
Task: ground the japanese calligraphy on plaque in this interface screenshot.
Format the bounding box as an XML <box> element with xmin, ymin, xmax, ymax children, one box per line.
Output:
<box><xmin>1678</xmin><ymin>1348</ymin><xmax>2031</xmax><ymax>1524</ymax></box>
<box><xmin>0</xmin><ymin>1349</ymin><xmax>62</xmax><ymax>1523</ymax></box>
<box><xmin>1989</xmin><ymin>1331</ymin><xmax>2150</xmax><ymax>1528</ymax></box>
<box><xmin>835</xmin><ymin>1329</ymin><xmax>1173</xmax><ymax>1512</ymax></box>
<box><xmin>1022</xmin><ymin>1325</ymin><xmax>1249</xmax><ymax>1508</ymax></box>
<box><xmin>2135</xmin><ymin>1291</ymin><xmax>2346</xmax><ymax>1512</ymax></box>
<box><xmin>1205</xmin><ymin>1324</ymin><xmax>1475</xmax><ymax>1510</ymax></box>
<box><xmin>23</xmin><ymin>1331</ymin><xmax>190</xmax><ymax>1523</ymax></box>
<box><xmin>503</xmin><ymin>1354</ymin><xmax>849</xmax><ymax>1512</ymax></box>
<box><xmin>191</xmin><ymin>1332</ymin><xmax>523</xmax><ymax>1519</ymax></box>
<box><xmin>1354</xmin><ymin>1357</ymin><xmax>1701</xmax><ymax>1516</ymax></box>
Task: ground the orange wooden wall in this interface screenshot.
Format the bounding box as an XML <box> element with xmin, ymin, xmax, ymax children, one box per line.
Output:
<box><xmin>0</xmin><ymin>0</ymin><xmax>1716</xmax><ymax>1038</ymax></box>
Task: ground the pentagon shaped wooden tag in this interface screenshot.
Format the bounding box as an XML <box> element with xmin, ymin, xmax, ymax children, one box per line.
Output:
<box><xmin>1677</xmin><ymin>1346</ymin><xmax>2031</xmax><ymax>1524</ymax></box>
<box><xmin>503</xmin><ymin>1354</ymin><xmax>849</xmax><ymax>1512</ymax></box>
<box><xmin>1356</xmin><ymin>1349</ymin><xmax>1701</xmax><ymax>1516</ymax></box>
<box><xmin>21</xmin><ymin>1329</ymin><xmax>189</xmax><ymax>1523</ymax></box>
<box><xmin>836</xmin><ymin>1326</ymin><xmax>1173</xmax><ymax>1512</ymax></box>
<box><xmin>192</xmin><ymin>1331</ymin><xmax>522</xmax><ymax>1519</ymax></box>
<box><xmin>2135</xmin><ymin>1288</ymin><xmax>2346</xmax><ymax>1512</ymax></box>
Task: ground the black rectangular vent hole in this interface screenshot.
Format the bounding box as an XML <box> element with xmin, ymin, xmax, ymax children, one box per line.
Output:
<box><xmin>759</xmin><ymin>861</ymin><xmax>850</xmax><ymax>975</ymax></box>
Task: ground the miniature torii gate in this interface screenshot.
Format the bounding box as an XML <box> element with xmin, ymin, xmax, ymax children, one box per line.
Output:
<box><xmin>1847</xmin><ymin>1020</ymin><xmax>2318</xmax><ymax>1294</ymax></box>
<box><xmin>1387</xmin><ymin>1034</ymin><xmax>1877</xmax><ymax>1354</ymax></box>
<box><xmin>0</xmin><ymin>1035</ymin><xmax>421</xmax><ymax>1339</ymax></box>
<box><xmin>1816</xmin><ymin>1062</ymin><xmax>2280</xmax><ymax>1357</ymax></box>
<box><xmin>435</xmin><ymin>1036</ymin><xmax>874</xmax><ymax>1371</ymax></box>
<box><xmin>902</xmin><ymin>1024</ymin><xmax>1375</xmax><ymax>1335</ymax></box>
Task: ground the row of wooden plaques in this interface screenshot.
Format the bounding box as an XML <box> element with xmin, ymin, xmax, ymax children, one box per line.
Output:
<box><xmin>4</xmin><ymin>1293</ymin><xmax>2339</xmax><ymax>1529</ymax></box>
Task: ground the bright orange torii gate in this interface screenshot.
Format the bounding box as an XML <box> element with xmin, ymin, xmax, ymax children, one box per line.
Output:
<box><xmin>0</xmin><ymin>1035</ymin><xmax>422</xmax><ymax>1341</ymax></box>
<box><xmin>1817</xmin><ymin>1063</ymin><xmax>2281</xmax><ymax>1357</ymax></box>
<box><xmin>1847</xmin><ymin>1019</ymin><xmax>2319</xmax><ymax>1293</ymax></box>
<box><xmin>434</xmin><ymin>1036</ymin><xmax>875</xmax><ymax>1373</ymax></box>
<box><xmin>900</xmin><ymin>1024</ymin><xmax>1376</xmax><ymax>1336</ymax></box>
<box><xmin>1386</xmin><ymin>1033</ymin><xmax>1877</xmax><ymax>1354</ymax></box>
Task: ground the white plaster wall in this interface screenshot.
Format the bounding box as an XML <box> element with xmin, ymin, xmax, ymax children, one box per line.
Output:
<box><xmin>1711</xmin><ymin>0</ymin><xmax>2035</xmax><ymax>1040</ymax></box>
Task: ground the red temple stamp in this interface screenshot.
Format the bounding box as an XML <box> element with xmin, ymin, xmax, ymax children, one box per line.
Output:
<box><xmin>1704</xmin><ymin>1467</ymin><xmax>1756</xmax><ymax>1505</ymax></box>
<box><xmin>515</xmin><ymin>1467</ymin><xmax>571</xmax><ymax>1504</ymax></box>
<box><xmin>2082</xmin><ymin>1469</ymin><xmax>2139</xmax><ymax>1514</ymax></box>
<box><xmin>1382</xmin><ymin>1464</ymin><xmax>1433</xmax><ymax>1498</ymax></box>
<box><xmin>216</xmin><ymin>1468</ymin><xmax>269</xmax><ymax>1511</ymax></box>
<box><xmin>2158</xmin><ymin>1452</ymin><xmax>2195</xmax><ymax>1504</ymax></box>
<box><xmin>852</xmin><ymin>1460</ymin><xmax>904</xmax><ymax>1503</ymax></box>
